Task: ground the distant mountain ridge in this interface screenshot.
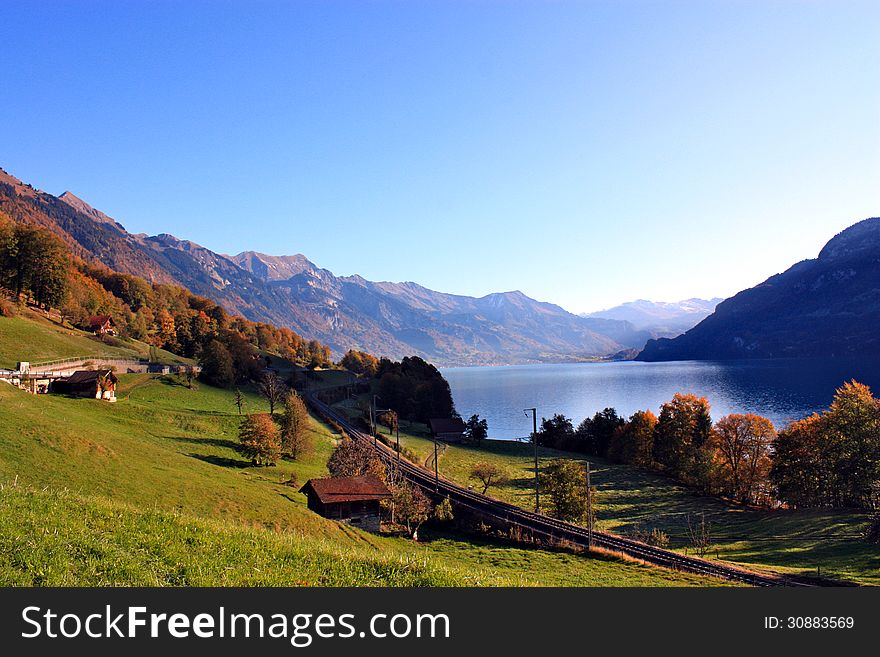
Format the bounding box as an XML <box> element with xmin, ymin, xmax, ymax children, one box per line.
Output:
<box><xmin>637</xmin><ymin>217</ymin><xmax>880</xmax><ymax>361</ymax></box>
<box><xmin>584</xmin><ymin>297</ymin><xmax>722</xmax><ymax>337</ymax></box>
<box><xmin>1</xmin><ymin>165</ymin><xmax>651</xmax><ymax>365</ymax></box>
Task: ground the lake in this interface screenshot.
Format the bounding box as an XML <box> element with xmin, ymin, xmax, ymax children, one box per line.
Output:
<box><xmin>441</xmin><ymin>358</ymin><xmax>880</xmax><ymax>440</ymax></box>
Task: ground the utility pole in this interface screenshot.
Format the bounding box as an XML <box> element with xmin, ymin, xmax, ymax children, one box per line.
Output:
<box><xmin>433</xmin><ymin>437</ymin><xmax>439</xmax><ymax>492</ymax></box>
<box><xmin>586</xmin><ymin>460</ymin><xmax>593</xmax><ymax>548</ymax></box>
<box><xmin>396</xmin><ymin>416</ymin><xmax>400</xmax><ymax>474</ymax></box>
<box><xmin>371</xmin><ymin>394</ymin><xmax>380</xmax><ymax>446</ymax></box>
<box><xmin>524</xmin><ymin>408</ymin><xmax>539</xmax><ymax>513</ymax></box>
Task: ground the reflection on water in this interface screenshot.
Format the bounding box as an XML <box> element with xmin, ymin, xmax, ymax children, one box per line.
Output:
<box><xmin>441</xmin><ymin>358</ymin><xmax>880</xmax><ymax>440</ymax></box>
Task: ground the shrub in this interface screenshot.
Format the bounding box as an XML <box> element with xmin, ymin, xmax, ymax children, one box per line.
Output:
<box><xmin>647</xmin><ymin>528</ymin><xmax>670</xmax><ymax>548</ymax></box>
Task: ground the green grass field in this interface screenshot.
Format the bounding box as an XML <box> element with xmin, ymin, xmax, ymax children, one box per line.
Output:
<box><xmin>331</xmin><ymin>396</ymin><xmax>878</xmax><ymax>585</ymax></box>
<box><xmin>0</xmin><ymin>351</ymin><xmax>725</xmax><ymax>586</ymax></box>
<box><xmin>0</xmin><ymin>308</ymin><xmax>186</xmax><ymax>369</ymax></box>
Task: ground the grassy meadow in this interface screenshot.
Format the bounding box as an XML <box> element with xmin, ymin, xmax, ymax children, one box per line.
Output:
<box><xmin>0</xmin><ymin>307</ymin><xmax>186</xmax><ymax>369</ymax></box>
<box><xmin>0</xmin><ymin>338</ymin><xmax>726</xmax><ymax>586</ymax></box>
<box><xmin>331</xmin><ymin>396</ymin><xmax>878</xmax><ymax>585</ymax></box>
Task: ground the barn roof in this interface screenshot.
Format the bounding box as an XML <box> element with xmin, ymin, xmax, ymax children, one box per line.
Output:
<box><xmin>64</xmin><ymin>369</ymin><xmax>118</xmax><ymax>385</ymax></box>
<box><xmin>429</xmin><ymin>417</ymin><xmax>467</xmax><ymax>434</ymax></box>
<box><xmin>87</xmin><ymin>315</ymin><xmax>114</xmax><ymax>327</ymax></box>
<box><xmin>300</xmin><ymin>475</ymin><xmax>391</xmax><ymax>504</ymax></box>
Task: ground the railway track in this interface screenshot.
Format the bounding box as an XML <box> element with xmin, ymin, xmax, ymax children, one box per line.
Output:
<box><xmin>306</xmin><ymin>393</ymin><xmax>813</xmax><ymax>587</ymax></box>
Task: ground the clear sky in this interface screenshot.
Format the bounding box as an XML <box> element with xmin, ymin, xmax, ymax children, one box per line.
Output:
<box><xmin>2</xmin><ymin>1</ymin><xmax>878</xmax><ymax>313</ymax></box>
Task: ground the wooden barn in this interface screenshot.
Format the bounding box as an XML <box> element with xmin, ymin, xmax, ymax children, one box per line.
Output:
<box><xmin>87</xmin><ymin>315</ymin><xmax>116</xmax><ymax>336</ymax></box>
<box><xmin>429</xmin><ymin>417</ymin><xmax>467</xmax><ymax>443</ymax></box>
<box><xmin>300</xmin><ymin>475</ymin><xmax>391</xmax><ymax>532</ymax></box>
<box><xmin>52</xmin><ymin>369</ymin><xmax>118</xmax><ymax>402</ymax></box>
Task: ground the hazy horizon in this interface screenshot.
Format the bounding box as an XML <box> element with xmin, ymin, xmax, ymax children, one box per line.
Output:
<box><xmin>2</xmin><ymin>1</ymin><xmax>878</xmax><ymax>313</ymax></box>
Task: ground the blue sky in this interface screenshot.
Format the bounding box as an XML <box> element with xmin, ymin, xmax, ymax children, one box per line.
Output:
<box><xmin>2</xmin><ymin>1</ymin><xmax>878</xmax><ymax>313</ymax></box>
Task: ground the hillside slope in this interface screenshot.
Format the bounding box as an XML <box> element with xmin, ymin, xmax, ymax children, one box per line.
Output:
<box><xmin>2</xmin><ymin>165</ymin><xmax>647</xmax><ymax>364</ymax></box>
<box><xmin>0</xmin><ymin>305</ymin><xmax>186</xmax><ymax>370</ymax></box>
<box><xmin>638</xmin><ymin>218</ymin><xmax>880</xmax><ymax>360</ymax></box>
<box><xmin>0</xmin><ymin>336</ymin><xmax>720</xmax><ymax>585</ymax></box>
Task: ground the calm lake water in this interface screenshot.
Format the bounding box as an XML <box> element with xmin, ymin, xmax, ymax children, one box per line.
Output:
<box><xmin>441</xmin><ymin>359</ymin><xmax>880</xmax><ymax>441</ymax></box>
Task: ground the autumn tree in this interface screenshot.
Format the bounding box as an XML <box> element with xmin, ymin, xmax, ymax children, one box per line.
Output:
<box><xmin>238</xmin><ymin>413</ymin><xmax>282</xmax><ymax>466</ymax></box>
<box><xmin>327</xmin><ymin>438</ymin><xmax>386</xmax><ymax>481</ymax></box>
<box><xmin>772</xmin><ymin>381</ymin><xmax>880</xmax><ymax>509</ymax></box>
<box><xmin>607</xmin><ymin>409</ymin><xmax>657</xmax><ymax>467</ymax></box>
<box><xmin>469</xmin><ymin>462</ymin><xmax>510</xmax><ymax>494</ymax></box>
<box><xmin>258</xmin><ymin>371</ymin><xmax>287</xmax><ymax>415</ymax></box>
<box><xmin>464</xmin><ymin>414</ymin><xmax>489</xmax><ymax>445</ymax></box>
<box><xmin>376</xmin><ymin>410</ymin><xmax>398</xmax><ymax>434</ymax></box>
<box><xmin>539</xmin><ymin>459</ymin><xmax>594</xmax><ymax>523</ymax></box>
<box><xmin>652</xmin><ymin>393</ymin><xmax>714</xmax><ymax>486</ymax></box>
<box><xmin>339</xmin><ymin>349</ymin><xmax>380</xmax><ymax>377</ymax></box>
<box><xmin>390</xmin><ymin>481</ymin><xmax>433</xmax><ymax>540</ymax></box>
<box><xmin>280</xmin><ymin>390</ymin><xmax>311</xmax><ymax>460</ymax></box>
<box><xmin>712</xmin><ymin>414</ymin><xmax>776</xmax><ymax>505</ymax></box>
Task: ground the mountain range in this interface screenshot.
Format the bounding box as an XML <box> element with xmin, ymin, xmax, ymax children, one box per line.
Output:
<box><xmin>637</xmin><ymin>217</ymin><xmax>880</xmax><ymax>361</ymax></box>
<box><xmin>1</xmin><ymin>166</ymin><xmax>661</xmax><ymax>366</ymax></box>
<box><xmin>583</xmin><ymin>298</ymin><xmax>722</xmax><ymax>337</ymax></box>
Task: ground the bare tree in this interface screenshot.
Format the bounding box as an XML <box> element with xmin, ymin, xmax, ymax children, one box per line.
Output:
<box><xmin>258</xmin><ymin>371</ymin><xmax>286</xmax><ymax>415</ymax></box>
<box><xmin>233</xmin><ymin>388</ymin><xmax>245</xmax><ymax>415</ymax></box>
<box><xmin>686</xmin><ymin>513</ymin><xmax>712</xmax><ymax>557</ymax></box>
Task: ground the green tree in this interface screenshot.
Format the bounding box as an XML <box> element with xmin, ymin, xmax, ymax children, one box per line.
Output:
<box><xmin>233</xmin><ymin>388</ymin><xmax>245</xmax><ymax>415</ymax></box>
<box><xmin>464</xmin><ymin>414</ymin><xmax>489</xmax><ymax>444</ymax></box>
<box><xmin>433</xmin><ymin>496</ymin><xmax>454</xmax><ymax>522</ymax></box>
<box><xmin>199</xmin><ymin>339</ymin><xmax>235</xmax><ymax>388</ymax></box>
<box><xmin>770</xmin><ymin>414</ymin><xmax>828</xmax><ymax>509</ymax></box>
<box><xmin>469</xmin><ymin>462</ymin><xmax>510</xmax><ymax>494</ymax></box>
<box><xmin>535</xmin><ymin>414</ymin><xmax>574</xmax><ymax>449</ymax></box>
<box><xmin>574</xmin><ymin>408</ymin><xmax>624</xmax><ymax>456</ymax></box>
<box><xmin>539</xmin><ymin>459</ymin><xmax>593</xmax><ymax>523</ymax></box>
<box><xmin>28</xmin><ymin>230</ymin><xmax>69</xmax><ymax>308</ymax></box>
<box><xmin>238</xmin><ymin>413</ymin><xmax>282</xmax><ymax>466</ymax></box>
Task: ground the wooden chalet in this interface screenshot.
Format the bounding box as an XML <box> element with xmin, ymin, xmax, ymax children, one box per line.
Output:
<box><xmin>51</xmin><ymin>369</ymin><xmax>118</xmax><ymax>402</ymax></box>
<box><xmin>300</xmin><ymin>475</ymin><xmax>391</xmax><ymax>532</ymax></box>
<box><xmin>429</xmin><ymin>417</ymin><xmax>467</xmax><ymax>443</ymax></box>
<box><xmin>87</xmin><ymin>315</ymin><xmax>116</xmax><ymax>336</ymax></box>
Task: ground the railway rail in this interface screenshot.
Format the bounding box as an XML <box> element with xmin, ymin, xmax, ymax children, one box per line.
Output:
<box><xmin>306</xmin><ymin>393</ymin><xmax>815</xmax><ymax>587</ymax></box>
